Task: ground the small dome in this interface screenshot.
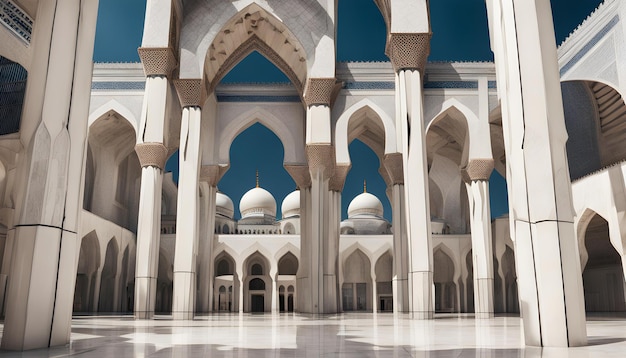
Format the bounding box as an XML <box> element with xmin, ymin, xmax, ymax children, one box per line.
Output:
<box><xmin>348</xmin><ymin>192</ymin><xmax>383</xmax><ymax>218</ymax></box>
<box><xmin>281</xmin><ymin>190</ymin><xmax>300</xmax><ymax>218</ymax></box>
<box><xmin>216</xmin><ymin>192</ymin><xmax>234</xmax><ymax>219</ymax></box>
<box><xmin>239</xmin><ymin>187</ymin><xmax>276</xmax><ymax>218</ymax></box>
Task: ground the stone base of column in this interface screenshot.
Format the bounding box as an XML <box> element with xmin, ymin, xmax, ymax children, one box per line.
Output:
<box><xmin>393</xmin><ymin>277</ymin><xmax>409</xmax><ymax>313</ymax></box>
<box><xmin>409</xmin><ymin>271</ymin><xmax>433</xmax><ymax>319</ymax></box>
<box><xmin>172</xmin><ymin>271</ymin><xmax>195</xmax><ymax>320</ymax></box>
<box><xmin>474</xmin><ymin>278</ymin><xmax>494</xmax><ymax>319</ymax></box>
<box><xmin>1</xmin><ymin>226</ymin><xmax>64</xmax><ymax>350</ymax></box>
<box><xmin>134</xmin><ymin>277</ymin><xmax>156</xmax><ymax>319</ymax></box>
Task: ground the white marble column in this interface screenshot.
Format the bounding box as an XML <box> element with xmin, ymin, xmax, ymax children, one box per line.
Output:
<box><xmin>463</xmin><ymin>159</ymin><xmax>495</xmax><ymax>318</ymax></box>
<box><xmin>133</xmin><ymin>46</ymin><xmax>176</xmax><ymax>319</ymax></box>
<box><xmin>384</xmin><ymin>153</ymin><xmax>410</xmax><ymax>313</ymax></box>
<box><xmin>1</xmin><ymin>0</ymin><xmax>99</xmax><ymax>350</ymax></box>
<box><xmin>172</xmin><ymin>79</ymin><xmax>204</xmax><ymax>320</ymax></box>
<box><xmin>486</xmin><ymin>0</ymin><xmax>587</xmax><ymax>347</ymax></box>
<box><xmin>389</xmin><ymin>32</ymin><xmax>433</xmax><ymax>319</ymax></box>
<box><xmin>299</xmin><ymin>77</ymin><xmax>338</xmax><ymax>314</ymax></box>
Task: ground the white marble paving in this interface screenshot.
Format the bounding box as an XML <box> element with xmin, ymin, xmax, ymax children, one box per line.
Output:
<box><xmin>1</xmin><ymin>313</ymin><xmax>625</xmax><ymax>357</ymax></box>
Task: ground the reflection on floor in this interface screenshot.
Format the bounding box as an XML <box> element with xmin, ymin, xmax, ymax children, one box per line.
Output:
<box><xmin>1</xmin><ymin>313</ymin><xmax>626</xmax><ymax>357</ymax></box>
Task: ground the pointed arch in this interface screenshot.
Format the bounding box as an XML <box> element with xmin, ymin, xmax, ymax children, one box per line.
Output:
<box><xmin>274</xmin><ymin>242</ymin><xmax>300</xmax><ymax>263</ymax></box>
<box><xmin>277</xmin><ymin>252</ymin><xmax>299</xmax><ymax>276</ymax></box>
<box><xmin>218</xmin><ymin>106</ymin><xmax>303</xmax><ymax>165</ymax></box>
<box><xmin>202</xmin><ymin>3</ymin><xmax>308</xmax><ymax>93</ymax></box>
<box><xmin>335</xmin><ymin>99</ymin><xmax>397</xmax><ymax>165</ymax></box>
<box><xmin>433</xmin><ymin>243</ymin><xmax>460</xmax><ymax>282</ymax></box>
<box><xmin>88</xmin><ymin>100</ymin><xmax>139</xmax><ymax>136</ymax></box>
<box><xmin>426</xmin><ymin>99</ymin><xmax>475</xmax><ymax>167</ymax></box>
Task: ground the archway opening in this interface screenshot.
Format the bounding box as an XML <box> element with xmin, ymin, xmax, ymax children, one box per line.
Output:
<box><xmin>342</xmin><ymin>249</ymin><xmax>372</xmax><ymax>312</ymax></box>
<box><xmin>277</xmin><ymin>252</ymin><xmax>298</xmax><ymax>312</ymax></box>
<box><xmin>98</xmin><ymin>239</ymin><xmax>119</xmax><ymax>312</ymax></box>
<box><xmin>73</xmin><ymin>231</ymin><xmax>100</xmax><ymax>313</ymax></box>
<box><xmin>336</xmin><ymin>0</ymin><xmax>386</xmax><ymax>61</ymax></box>
<box><xmin>155</xmin><ymin>252</ymin><xmax>172</xmax><ymax>314</ymax></box>
<box><xmin>243</xmin><ymin>252</ymin><xmax>271</xmax><ymax>313</ymax></box>
<box><xmin>582</xmin><ymin>214</ymin><xmax>626</xmax><ymax>312</ymax></box>
<box><xmin>214</xmin><ymin>252</ymin><xmax>236</xmax><ymax>312</ymax></box>
<box><xmin>434</xmin><ymin>248</ymin><xmax>456</xmax><ymax>312</ymax></box>
<box><xmin>375</xmin><ymin>251</ymin><xmax>393</xmax><ymax>312</ymax></box>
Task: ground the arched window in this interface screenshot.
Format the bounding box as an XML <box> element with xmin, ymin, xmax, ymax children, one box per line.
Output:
<box><xmin>219</xmin><ymin>285</ymin><xmax>226</xmax><ymax>293</ymax></box>
<box><xmin>251</xmin><ymin>263</ymin><xmax>263</xmax><ymax>275</ymax></box>
<box><xmin>249</xmin><ymin>278</ymin><xmax>265</xmax><ymax>290</ymax></box>
<box><xmin>288</xmin><ymin>285</ymin><xmax>294</xmax><ymax>293</ymax></box>
<box><xmin>217</xmin><ymin>259</ymin><xmax>231</xmax><ymax>276</ymax></box>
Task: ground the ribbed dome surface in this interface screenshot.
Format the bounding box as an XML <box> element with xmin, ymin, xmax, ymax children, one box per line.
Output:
<box><xmin>239</xmin><ymin>187</ymin><xmax>277</xmax><ymax>218</ymax></box>
<box><xmin>347</xmin><ymin>192</ymin><xmax>383</xmax><ymax>218</ymax></box>
<box><xmin>216</xmin><ymin>192</ymin><xmax>234</xmax><ymax>219</ymax></box>
<box><xmin>281</xmin><ymin>190</ymin><xmax>300</xmax><ymax>218</ymax></box>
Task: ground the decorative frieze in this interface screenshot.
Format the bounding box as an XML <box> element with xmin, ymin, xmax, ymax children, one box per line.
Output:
<box><xmin>284</xmin><ymin>164</ymin><xmax>311</xmax><ymax>189</ymax></box>
<box><xmin>135</xmin><ymin>142</ymin><xmax>168</xmax><ymax>169</ymax></box>
<box><xmin>137</xmin><ymin>47</ymin><xmax>177</xmax><ymax>77</ymax></box>
<box><xmin>306</xmin><ymin>144</ymin><xmax>335</xmax><ymax>177</ymax></box>
<box><xmin>462</xmin><ymin>158</ymin><xmax>494</xmax><ymax>182</ymax></box>
<box><xmin>174</xmin><ymin>79</ymin><xmax>203</xmax><ymax>107</ymax></box>
<box><xmin>383</xmin><ymin>152</ymin><xmax>404</xmax><ymax>185</ymax></box>
<box><xmin>387</xmin><ymin>33</ymin><xmax>431</xmax><ymax>73</ymax></box>
<box><xmin>303</xmin><ymin>78</ymin><xmax>338</xmax><ymax>107</ymax></box>
<box><xmin>330</xmin><ymin>164</ymin><xmax>351</xmax><ymax>192</ymax></box>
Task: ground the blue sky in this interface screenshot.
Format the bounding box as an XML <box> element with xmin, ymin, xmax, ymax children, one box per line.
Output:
<box><xmin>93</xmin><ymin>0</ymin><xmax>604</xmax><ymax>221</ymax></box>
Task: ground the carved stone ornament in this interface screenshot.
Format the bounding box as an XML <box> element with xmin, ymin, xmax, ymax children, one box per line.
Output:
<box><xmin>284</xmin><ymin>164</ymin><xmax>311</xmax><ymax>189</ymax></box>
<box><xmin>306</xmin><ymin>144</ymin><xmax>336</xmax><ymax>178</ymax></box>
<box><xmin>199</xmin><ymin>165</ymin><xmax>221</xmax><ymax>186</ymax></box>
<box><xmin>463</xmin><ymin>158</ymin><xmax>494</xmax><ymax>182</ymax></box>
<box><xmin>303</xmin><ymin>78</ymin><xmax>337</xmax><ymax>107</ymax></box>
<box><xmin>383</xmin><ymin>152</ymin><xmax>404</xmax><ymax>185</ymax></box>
<box><xmin>387</xmin><ymin>33</ymin><xmax>431</xmax><ymax>73</ymax></box>
<box><xmin>137</xmin><ymin>47</ymin><xmax>178</xmax><ymax>77</ymax></box>
<box><xmin>174</xmin><ymin>79</ymin><xmax>204</xmax><ymax>108</ymax></box>
<box><xmin>330</xmin><ymin>164</ymin><xmax>351</xmax><ymax>192</ymax></box>
<box><xmin>135</xmin><ymin>143</ymin><xmax>168</xmax><ymax>169</ymax></box>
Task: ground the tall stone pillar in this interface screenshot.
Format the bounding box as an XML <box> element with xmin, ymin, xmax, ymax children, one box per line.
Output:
<box><xmin>384</xmin><ymin>153</ymin><xmax>409</xmax><ymax>313</ymax></box>
<box><xmin>1</xmin><ymin>0</ymin><xmax>100</xmax><ymax>350</ymax></box>
<box><xmin>462</xmin><ymin>159</ymin><xmax>495</xmax><ymax>318</ymax></box>
<box><xmin>388</xmin><ymin>33</ymin><xmax>433</xmax><ymax>319</ymax></box>
<box><xmin>486</xmin><ymin>0</ymin><xmax>587</xmax><ymax>346</ymax></box>
<box><xmin>284</xmin><ymin>165</ymin><xmax>311</xmax><ymax>312</ymax></box>
<box><xmin>172</xmin><ymin>79</ymin><xmax>203</xmax><ymax>320</ymax></box>
<box><xmin>330</xmin><ymin>164</ymin><xmax>350</xmax><ymax>310</ymax></box>
<box><xmin>133</xmin><ymin>47</ymin><xmax>177</xmax><ymax>319</ymax></box>
<box><xmin>197</xmin><ymin>166</ymin><xmax>220</xmax><ymax>312</ymax></box>
<box><xmin>299</xmin><ymin>77</ymin><xmax>338</xmax><ymax>313</ymax></box>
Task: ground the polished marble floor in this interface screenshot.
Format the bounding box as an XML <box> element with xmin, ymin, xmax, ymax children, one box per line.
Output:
<box><xmin>1</xmin><ymin>313</ymin><xmax>626</xmax><ymax>357</ymax></box>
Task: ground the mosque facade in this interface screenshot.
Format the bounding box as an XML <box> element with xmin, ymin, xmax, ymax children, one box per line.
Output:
<box><xmin>0</xmin><ymin>0</ymin><xmax>625</xmax><ymax>352</ymax></box>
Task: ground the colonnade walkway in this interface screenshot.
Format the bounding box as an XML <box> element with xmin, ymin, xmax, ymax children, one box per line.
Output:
<box><xmin>1</xmin><ymin>313</ymin><xmax>626</xmax><ymax>357</ymax></box>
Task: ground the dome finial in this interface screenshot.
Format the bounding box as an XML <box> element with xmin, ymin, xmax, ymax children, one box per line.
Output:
<box><xmin>256</xmin><ymin>169</ymin><xmax>259</xmax><ymax>188</ymax></box>
<box><xmin>363</xmin><ymin>179</ymin><xmax>367</xmax><ymax>193</ymax></box>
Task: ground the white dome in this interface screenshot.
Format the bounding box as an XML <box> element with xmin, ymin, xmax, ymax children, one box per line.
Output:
<box><xmin>347</xmin><ymin>192</ymin><xmax>384</xmax><ymax>218</ymax></box>
<box><xmin>216</xmin><ymin>192</ymin><xmax>234</xmax><ymax>219</ymax></box>
<box><xmin>281</xmin><ymin>190</ymin><xmax>300</xmax><ymax>218</ymax></box>
<box><xmin>239</xmin><ymin>187</ymin><xmax>276</xmax><ymax>218</ymax></box>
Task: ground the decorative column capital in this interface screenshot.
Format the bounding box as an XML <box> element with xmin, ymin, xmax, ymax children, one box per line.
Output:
<box><xmin>387</xmin><ymin>33</ymin><xmax>431</xmax><ymax>73</ymax></box>
<box><xmin>330</xmin><ymin>164</ymin><xmax>351</xmax><ymax>192</ymax></box>
<box><xmin>199</xmin><ymin>165</ymin><xmax>222</xmax><ymax>186</ymax></box>
<box><xmin>461</xmin><ymin>158</ymin><xmax>494</xmax><ymax>183</ymax></box>
<box><xmin>135</xmin><ymin>143</ymin><xmax>168</xmax><ymax>169</ymax></box>
<box><xmin>306</xmin><ymin>144</ymin><xmax>336</xmax><ymax>178</ymax></box>
<box><xmin>284</xmin><ymin>164</ymin><xmax>311</xmax><ymax>189</ymax></box>
<box><xmin>137</xmin><ymin>47</ymin><xmax>178</xmax><ymax>77</ymax></box>
<box><xmin>303</xmin><ymin>78</ymin><xmax>340</xmax><ymax>107</ymax></box>
<box><xmin>174</xmin><ymin>79</ymin><xmax>204</xmax><ymax>107</ymax></box>
<box><xmin>383</xmin><ymin>152</ymin><xmax>404</xmax><ymax>185</ymax></box>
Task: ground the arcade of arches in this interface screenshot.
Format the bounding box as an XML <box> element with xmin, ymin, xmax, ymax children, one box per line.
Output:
<box><xmin>1</xmin><ymin>0</ymin><xmax>626</xmax><ymax>352</ymax></box>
